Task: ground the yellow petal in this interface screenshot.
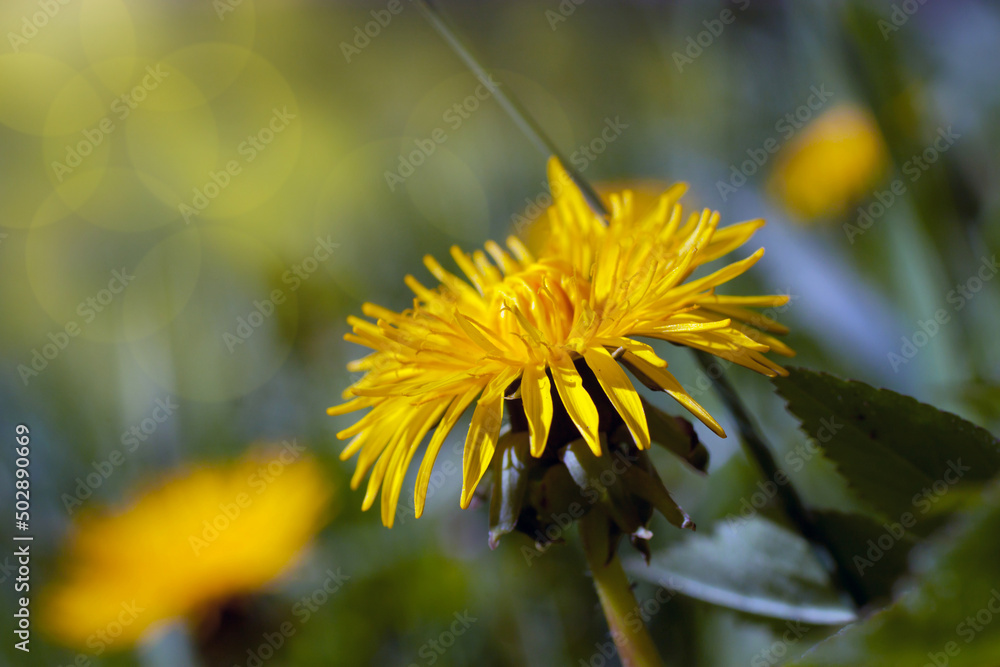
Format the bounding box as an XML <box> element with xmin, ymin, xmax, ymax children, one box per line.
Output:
<box><xmin>472</xmin><ymin>250</ymin><xmax>503</xmax><ymax>286</ymax></box>
<box><xmin>699</xmin><ymin>294</ymin><xmax>791</xmax><ymax>308</ymax></box>
<box><xmin>381</xmin><ymin>402</ymin><xmax>446</xmax><ymax>527</ymax></box>
<box><xmin>521</xmin><ymin>364</ymin><xmax>553</xmax><ymax>457</ymax></box>
<box><xmin>697</xmin><ymin>218</ymin><xmax>765</xmax><ymax>264</ymax></box>
<box><xmin>584</xmin><ymin>347</ymin><xmax>650</xmax><ymax>450</ymax></box>
<box><xmin>668</xmin><ymin>248</ymin><xmax>765</xmax><ymax>302</ymax></box>
<box><xmin>652</xmin><ymin>318</ymin><xmax>732</xmax><ymax>334</ymax></box>
<box><xmin>348</xmin><ymin>416</ymin><xmax>396</xmax><ymax>489</ymax></box>
<box><xmin>335</xmin><ymin>409</ymin><xmax>381</xmax><ymax>440</ymax></box>
<box><xmin>597</xmin><ymin>337</ymin><xmax>667</xmax><ymax>368</ymax></box>
<box><xmin>547</xmin><ymin>156</ymin><xmax>585</xmax><ymax>211</ymax></box>
<box><xmin>697</xmin><ymin>300</ymin><xmax>791</xmax><ymax>335</ymax></box>
<box><xmin>460</xmin><ymin>369</ymin><xmax>517</xmax><ymax>509</ymax></box>
<box><xmin>413</xmin><ymin>387</ymin><xmax>479</xmax><ymax>518</ymax></box>
<box><xmin>755</xmin><ymin>333</ymin><xmax>796</xmax><ymax>357</ymax></box>
<box><xmin>362</xmin><ymin>428</ymin><xmax>404</xmax><ymax>512</ymax></box>
<box><xmin>340</xmin><ymin>433</ymin><xmax>366</xmax><ymax>462</ymax></box>
<box><xmin>326</xmin><ymin>397</ymin><xmax>372</xmax><ymax>416</ymax></box>
<box><xmin>620</xmin><ymin>351</ymin><xmax>726</xmax><ymax>438</ymax></box>
<box><xmin>505</xmin><ymin>235</ymin><xmax>534</xmax><ymax>264</ymax></box>
<box><xmin>423</xmin><ymin>254</ymin><xmax>482</xmax><ymax>304</ymax></box>
<box><xmin>484</xmin><ymin>240</ymin><xmax>522</xmax><ymax>275</ymax></box>
<box><xmin>550</xmin><ymin>353</ymin><xmax>601</xmax><ymax>456</ymax></box>
<box><xmin>449</xmin><ymin>245</ymin><xmax>487</xmax><ymax>294</ymax></box>
<box><xmin>454</xmin><ymin>312</ymin><xmax>503</xmax><ymax>355</ymax></box>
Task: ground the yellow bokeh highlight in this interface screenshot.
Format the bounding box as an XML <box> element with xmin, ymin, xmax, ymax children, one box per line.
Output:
<box><xmin>231</xmin><ymin>114</ymin><xmax>351</xmax><ymax>255</ymax></box>
<box><xmin>42</xmin><ymin>448</ymin><xmax>333</xmax><ymax>651</ymax></box>
<box><xmin>41</xmin><ymin>59</ymin><xmax>208</xmax><ymax>218</ymax></box>
<box><xmin>79</xmin><ymin>0</ymin><xmax>138</xmax><ymax>90</ymax></box>
<box><xmin>0</xmin><ymin>54</ymin><xmax>103</xmax><ymax>136</ymax></box>
<box><xmin>160</xmin><ymin>42</ymin><xmax>254</xmax><ymax>103</ymax></box>
<box><xmin>184</xmin><ymin>50</ymin><xmax>301</xmax><ymax>218</ymax></box>
<box><xmin>44</xmin><ymin>68</ymin><xmax>109</xmax><ymax>135</ymax></box>
<box><xmin>43</xmin><ymin>109</ymin><xmax>112</xmax><ymax>215</ymax></box>
<box><xmin>96</xmin><ymin>57</ymin><xmax>211</xmax><ymax>113</ymax></box>
<box><xmin>1</xmin><ymin>0</ymin><xmax>84</xmax><ymax>62</ymax></box>
<box><xmin>768</xmin><ymin>105</ymin><xmax>889</xmax><ymax>221</ymax></box>
<box><xmin>138</xmin><ymin>0</ymin><xmax>256</xmax><ymax>57</ymax></box>
<box><xmin>128</xmin><ymin>48</ymin><xmax>301</xmax><ymax>220</ymax></box>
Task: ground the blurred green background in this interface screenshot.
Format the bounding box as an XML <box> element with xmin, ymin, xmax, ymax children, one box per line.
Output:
<box><xmin>1</xmin><ymin>0</ymin><xmax>999</xmax><ymax>665</ymax></box>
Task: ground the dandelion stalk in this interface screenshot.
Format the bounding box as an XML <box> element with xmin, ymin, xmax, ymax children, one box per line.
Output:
<box><xmin>581</xmin><ymin>510</ymin><xmax>667</xmax><ymax>667</ymax></box>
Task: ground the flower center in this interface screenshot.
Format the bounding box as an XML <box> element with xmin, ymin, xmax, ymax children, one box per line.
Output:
<box><xmin>483</xmin><ymin>260</ymin><xmax>591</xmax><ymax>351</ymax></box>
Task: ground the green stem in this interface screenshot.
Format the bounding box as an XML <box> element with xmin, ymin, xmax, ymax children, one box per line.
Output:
<box><xmin>693</xmin><ymin>352</ymin><xmax>869</xmax><ymax>609</ymax></box>
<box><xmin>580</xmin><ymin>510</ymin><xmax>666</xmax><ymax>667</ymax></box>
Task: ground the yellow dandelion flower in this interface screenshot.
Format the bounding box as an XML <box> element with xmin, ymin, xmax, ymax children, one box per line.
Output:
<box><xmin>769</xmin><ymin>104</ymin><xmax>889</xmax><ymax>221</ymax></box>
<box><xmin>330</xmin><ymin>157</ymin><xmax>794</xmax><ymax>526</ymax></box>
<box><xmin>42</xmin><ymin>448</ymin><xmax>332</xmax><ymax>651</ymax></box>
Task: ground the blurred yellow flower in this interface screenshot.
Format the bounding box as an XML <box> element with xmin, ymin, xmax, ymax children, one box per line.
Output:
<box><xmin>42</xmin><ymin>446</ymin><xmax>332</xmax><ymax>653</ymax></box>
<box><xmin>769</xmin><ymin>105</ymin><xmax>889</xmax><ymax>220</ymax></box>
<box><xmin>330</xmin><ymin>157</ymin><xmax>793</xmax><ymax>527</ymax></box>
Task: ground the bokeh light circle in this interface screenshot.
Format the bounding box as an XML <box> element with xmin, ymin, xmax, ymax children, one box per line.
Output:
<box><xmin>129</xmin><ymin>48</ymin><xmax>300</xmax><ymax>219</ymax></box>
<box><xmin>79</xmin><ymin>0</ymin><xmax>138</xmax><ymax>90</ymax></box>
<box><xmin>315</xmin><ymin>139</ymin><xmax>431</xmax><ymax>302</ymax></box>
<box><xmin>0</xmin><ymin>54</ymin><xmax>103</xmax><ymax>136</ymax></box>
<box><xmin>403</xmin><ymin>147</ymin><xmax>490</xmax><ymax>244</ymax></box>
<box><xmin>122</xmin><ymin>226</ymin><xmax>203</xmax><ymax>341</ymax></box>
<box><xmin>127</xmin><ymin>226</ymin><xmax>298</xmax><ymax>402</ymax></box>
<box><xmin>160</xmin><ymin>42</ymin><xmax>254</xmax><ymax>105</ymax></box>
<box><xmin>70</xmin><ymin>167</ymin><xmax>184</xmax><ymax>232</ymax></box>
<box><xmin>0</xmin><ymin>130</ymin><xmax>75</xmax><ymax>231</ymax></box>
<box><xmin>25</xmin><ymin>210</ymin><xmax>169</xmax><ymax>344</ymax></box>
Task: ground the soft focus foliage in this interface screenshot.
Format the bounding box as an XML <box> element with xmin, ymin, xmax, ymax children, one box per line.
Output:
<box><xmin>1</xmin><ymin>1</ymin><xmax>998</xmax><ymax>666</ymax></box>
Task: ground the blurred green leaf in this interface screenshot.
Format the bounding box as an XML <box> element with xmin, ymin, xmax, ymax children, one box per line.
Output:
<box><xmin>626</xmin><ymin>516</ymin><xmax>856</xmax><ymax>625</ymax></box>
<box><xmin>773</xmin><ymin>368</ymin><xmax>1000</xmax><ymax>534</ymax></box>
<box><xmin>812</xmin><ymin>510</ymin><xmax>916</xmax><ymax>605</ymax></box>
<box><xmin>789</xmin><ymin>484</ymin><xmax>1000</xmax><ymax>666</ymax></box>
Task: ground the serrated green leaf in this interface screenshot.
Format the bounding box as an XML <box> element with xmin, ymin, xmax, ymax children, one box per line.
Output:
<box><xmin>772</xmin><ymin>367</ymin><xmax>1000</xmax><ymax>533</ymax></box>
<box><xmin>788</xmin><ymin>484</ymin><xmax>1000</xmax><ymax>666</ymax></box>
<box><xmin>626</xmin><ymin>516</ymin><xmax>857</xmax><ymax>625</ymax></box>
